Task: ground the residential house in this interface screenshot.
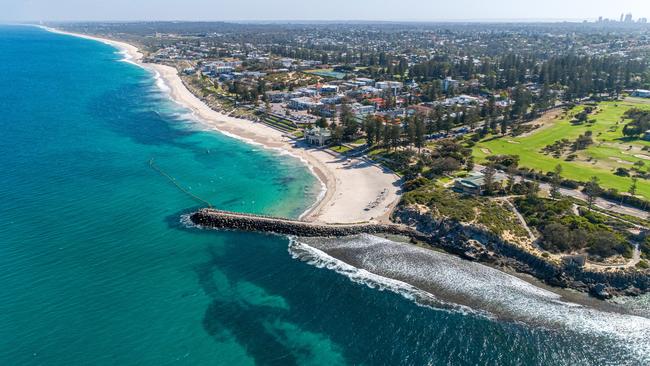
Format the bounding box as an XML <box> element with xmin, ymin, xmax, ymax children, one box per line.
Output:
<box><xmin>352</xmin><ymin>103</ymin><xmax>375</xmax><ymax>116</ymax></box>
<box><xmin>442</xmin><ymin>95</ymin><xmax>481</xmax><ymax>106</ymax></box>
<box><xmin>375</xmin><ymin>81</ymin><xmax>403</xmax><ymax>95</ymax></box>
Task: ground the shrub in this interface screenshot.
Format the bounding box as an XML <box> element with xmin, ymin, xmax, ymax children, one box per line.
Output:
<box><xmin>587</xmin><ymin>231</ymin><xmax>632</xmax><ymax>259</ymax></box>
<box><xmin>614</xmin><ymin>168</ymin><xmax>630</xmax><ymax>177</ymax></box>
<box><xmin>426</xmin><ymin>157</ymin><xmax>461</xmax><ymax>178</ymax></box>
<box><xmin>486</xmin><ymin>154</ymin><xmax>520</xmax><ymax>169</ymax></box>
<box><xmin>403</xmin><ymin>177</ymin><xmax>430</xmax><ymax>192</ymax></box>
<box><xmin>560</xmin><ymin>179</ymin><xmax>580</xmax><ymax>189</ymax></box>
<box><xmin>515</xmin><ymin>197</ymin><xmax>633</xmax><ymax>258</ymax></box>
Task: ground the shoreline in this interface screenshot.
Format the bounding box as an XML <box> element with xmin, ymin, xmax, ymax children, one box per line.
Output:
<box><xmin>42</xmin><ymin>26</ymin><xmax>401</xmax><ymax>224</ymax></box>
<box><xmin>38</xmin><ymin>25</ymin><xmax>650</xmax><ymax>309</ymax></box>
<box><xmin>291</xmin><ymin>235</ymin><xmax>650</xmax><ymax>339</ymax></box>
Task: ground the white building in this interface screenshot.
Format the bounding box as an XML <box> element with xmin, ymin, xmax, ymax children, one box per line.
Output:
<box><xmin>297</xmin><ymin>87</ymin><xmax>319</xmax><ymax>97</ymax></box>
<box><xmin>321</xmin><ymin>96</ymin><xmax>343</xmax><ymax>105</ymax></box>
<box><xmin>223</xmin><ymin>60</ymin><xmax>243</xmax><ymax>68</ymax></box>
<box><xmin>375</xmin><ymin>81</ymin><xmax>403</xmax><ymax>90</ymax></box>
<box><xmin>352</xmin><ymin>103</ymin><xmax>375</xmax><ymax>116</ymax></box>
<box><xmin>360</xmin><ymin>86</ymin><xmax>383</xmax><ymax>95</ymax></box>
<box><xmin>203</xmin><ymin>63</ymin><xmax>234</xmax><ymax>75</ymax></box>
<box><xmin>375</xmin><ymin>81</ymin><xmax>403</xmax><ymax>95</ymax></box>
<box><xmin>319</xmin><ymin>84</ymin><xmax>339</xmax><ymax>94</ymax></box>
<box><xmin>281</xmin><ymin>58</ymin><xmax>295</xmax><ymax>68</ymax></box>
<box><xmin>442</xmin><ymin>95</ymin><xmax>480</xmax><ymax>106</ymax></box>
<box><xmin>299</xmin><ymin>60</ymin><xmax>323</xmax><ymax>68</ymax></box>
<box><xmin>354</xmin><ymin>78</ymin><xmax>375</xmax><ymax>86</ymax></box>
<box><xmin>289</xmin><ymin>97</ymin><xmax>323</xmax><ymax>110</ymax></box>
<box><xmin>243</xmin><ymin>71</ymin><xmax>266</xmax><ymax>78</ymax></box>
<box><xmin>305</xmin><ymin>127</ymin><xmax>332</xmax><ymax>146</ymax></box>
<box><xmin>443</xmin><ymin>77</ymin><xmax>459</xmax><ymax>91</ymax></box>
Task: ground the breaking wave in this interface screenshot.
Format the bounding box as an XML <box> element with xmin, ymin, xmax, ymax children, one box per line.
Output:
<box><xmin>290</xmin><ymin>234</ymin><xmax>650</xmax><ymax>362</ymax></box>
<box><xmin>288</xmin><ymin>238</ymin><xmax>490</xmax><ymax>318</ymax></box>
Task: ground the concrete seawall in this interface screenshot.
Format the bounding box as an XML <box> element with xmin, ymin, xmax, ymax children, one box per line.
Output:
<box><xmin>190</xmin><ymin>209</ymin><xmax>427</xmax><ymax>239</ymax></box>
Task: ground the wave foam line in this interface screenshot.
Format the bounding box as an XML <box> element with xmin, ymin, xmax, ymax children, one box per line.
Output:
<box><xmin>288</xmin><ymin>238</ymin><xmax>492</xmax><ymax>319</ymax></box>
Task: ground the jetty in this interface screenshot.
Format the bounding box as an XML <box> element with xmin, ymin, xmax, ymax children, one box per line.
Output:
<box><xmin>190</xmin><ymin>208</ymin><xmax>427</xmax><ymax>239</ymax></box>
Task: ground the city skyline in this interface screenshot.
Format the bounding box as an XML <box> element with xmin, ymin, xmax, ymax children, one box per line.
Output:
<box><xmin>3</xmin><ymin>0</ymin><xmax>650</xmax><ymax>22</ymax></box>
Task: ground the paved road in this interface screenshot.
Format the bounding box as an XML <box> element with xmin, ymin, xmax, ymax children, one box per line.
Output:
<box><xmin>473</xmin><ymin>165</ymin><xmax>649</xmax><ymax>220</ymax></box>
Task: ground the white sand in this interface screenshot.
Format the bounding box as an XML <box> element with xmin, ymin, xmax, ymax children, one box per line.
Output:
<box><xmin>43</xmin><ymin>27</ymin><xmax>401</xmax><ymax>224</ymax></box>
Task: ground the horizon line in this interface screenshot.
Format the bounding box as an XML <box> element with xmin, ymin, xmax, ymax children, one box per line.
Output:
<box><xmin>4</xmin><ymin>17</ymin><xmax>649</xmax><ymax>24</ymax></box>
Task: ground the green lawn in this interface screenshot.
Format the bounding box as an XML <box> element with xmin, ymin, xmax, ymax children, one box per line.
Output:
<box><xmin>350</xmin><ymin>138</ymin><xmax>367</xmax><ymax>146</ymax></box>
<box><xmin>474</xmin><ymin>100</ymin><xmax>650</xmax><ymax>199</ymax></box>
<box><xmin>367</xmin><ymin>147</ymin><xmax>388</xmax><ymax>156</ymax></box>
<box><xmin>330</xmin><ymin>145</ymin><xmax>352</xmax><ymax>154</ymax></box>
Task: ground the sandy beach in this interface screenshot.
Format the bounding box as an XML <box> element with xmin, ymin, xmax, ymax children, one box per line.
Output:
<box><xmin>44</xmin><ymin>27</ymin><xmax>401</xmax><ymax>224</ymax></box>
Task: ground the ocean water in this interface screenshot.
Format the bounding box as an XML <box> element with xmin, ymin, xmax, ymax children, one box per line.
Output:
<box><xmin>0</xmin><ymin>25</ymin><xmax>648</xmax><ymax>365</ymax></box>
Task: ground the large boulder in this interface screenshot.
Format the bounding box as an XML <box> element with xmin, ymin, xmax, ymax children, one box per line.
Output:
<box><xmin>590</xmin><ymin>283</ymin><xmax>612</xmax><ymax>300</ymax></box>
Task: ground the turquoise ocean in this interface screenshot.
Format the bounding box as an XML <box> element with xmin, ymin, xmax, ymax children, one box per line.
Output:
<box><xmin>1</xmin><ymin>25</ymin><xmax>649</xmax><ymax>365</ymax></box>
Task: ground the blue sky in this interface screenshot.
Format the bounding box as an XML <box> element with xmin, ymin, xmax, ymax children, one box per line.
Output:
<box><xmin>3</xmin><ymin>0</ymin><xmax>650</xmax><ymax>22</ymax></box>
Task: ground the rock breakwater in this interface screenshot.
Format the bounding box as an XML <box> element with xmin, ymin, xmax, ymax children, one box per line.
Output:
<box><xmin>190</xmin><ymin>208</ymin><xmax>428</xmax><ymax>239</ymax></box>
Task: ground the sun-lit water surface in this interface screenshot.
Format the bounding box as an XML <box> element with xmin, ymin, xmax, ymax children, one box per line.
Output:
<box><xmin>0</xmin><ymin>25</ymin><xmax>648</xmax><ymax>366</ymax></box>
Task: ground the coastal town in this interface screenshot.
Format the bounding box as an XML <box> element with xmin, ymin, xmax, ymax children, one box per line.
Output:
<box><xmin>6</xmin><ymin>0</ymin><xmax>650</xmax><ymax>361</ymax></box>
<box><xmin>53</xmin><ymin>18</ymin><xmax>650</xmax><ymax>299</ymax></box>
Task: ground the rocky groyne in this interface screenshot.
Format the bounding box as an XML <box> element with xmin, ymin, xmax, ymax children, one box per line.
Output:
<box><xmin>190</xmin><ymin>209</ymin><xmax>429</xmax><ymax>239</ymax></box>
<box><xmin>189</xmin><ymin>207</ymin><xmax>649</xmax><ymax>299</ymax></box>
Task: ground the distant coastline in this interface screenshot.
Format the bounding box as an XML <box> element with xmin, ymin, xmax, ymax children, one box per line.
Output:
<box><xmin>40</xmin><ymin>25</ymin><xmax>401</xmax><ymax>224</ymax></box>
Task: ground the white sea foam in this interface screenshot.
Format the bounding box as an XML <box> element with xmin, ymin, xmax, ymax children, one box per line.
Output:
<box><xmin>39</xmin><ymin>25</ymin><xmax>145</xmax><ymax>69</ymax></box>
<box><xmin>288</xmin><ymin>237</ymin><xmax>491</xmax><ymax>318</ymax></box>
<box><xmin>179</xmin><ymin>213</ymin><xmax>200</xmax><ymax>229</ymax></box>
<box><xmin>291</xmin><ymin>234</ymin><xmax>650</xmax><ymax>361</ymax></box>
<box><xmin>151</xmin><ymin>69</ymin><xmax>171</xmax><ymax>93</ymax></box>
<box><xmin>115</xmin><ymin>49</ymin><xmax>140</xmax><ymax>67</ymax></box>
